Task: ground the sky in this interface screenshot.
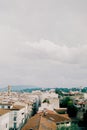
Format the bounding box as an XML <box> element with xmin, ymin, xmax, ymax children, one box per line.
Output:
<box><xmin>0</xmin><ymin>0</ymin><xmax>87</xmax><ymax>88</ymax></box>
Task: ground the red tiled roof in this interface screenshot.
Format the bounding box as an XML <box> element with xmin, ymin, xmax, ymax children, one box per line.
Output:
<box><xmin>41</xmin><ymin>109</ymin><xmax>71</xmax><ymax>123</ymax></box>
<box><xmin>22</xmin><ymin>109</ymin><xmax>71</xmax><ymax>130</ymax></box>
<box><xmin>22</xmin><ymin>114</ymin><xmax>56</xmax><ymax>130</ymax></box>
<box><xmin>11</xmin><ymin>105</ymin><xmax>25</xmax><ymax>110</ymax></box>
<box><xmin>0</xmin><ymin>109</ymin><xmax>10</xmax><ymax>116</ymax></box>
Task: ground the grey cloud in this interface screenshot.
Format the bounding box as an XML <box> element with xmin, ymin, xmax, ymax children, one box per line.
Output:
<box><xmin>16</xmin><ymin>40</ymin><xmax>87</xmax><ymax>65</ymax></box>
<box><xmin>0</xmin><ymin>0</ymin><xmax>87</xmax><ymax>87</ymax></box>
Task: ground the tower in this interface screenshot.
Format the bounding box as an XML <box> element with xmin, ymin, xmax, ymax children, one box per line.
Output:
<box><xmin>8</xmin><ymin>85</ymin><xmax>11</xmax><ymax>96</ymax></box>
<box><xmin>80</xmin><ymin>86</ymin><xmax>82</xmax><ymax>93</ymax></box>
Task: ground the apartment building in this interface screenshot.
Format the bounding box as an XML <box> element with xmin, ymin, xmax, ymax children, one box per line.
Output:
<box><xmin>9</xmin><ymin>105</ymin><xmax>27</xmax><ymax>130</ymax></box>
<box><xmin>0</xmin><ymin>109</ymin><xmax>10</xmax><ymax>130</ymax></box>
<box><xmin>0</xmin><ymin>103</ymin><xmax>27</xmax><ymax>130</ymax></box>
<box><xmin>0</xmin><ymin>91</ymin><xmax>40</xmax><ymax>130</ymax></box>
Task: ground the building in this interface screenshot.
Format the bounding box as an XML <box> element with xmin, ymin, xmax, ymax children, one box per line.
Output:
<box><xmin>0</xmin><ymin>103</ymin><xmax>28</xmax><ymax>130</ymax></box>
<box><xmin>0</xmin><ymin>109</ymin><xmax>10</xmax><ymax>130</ymax></box>
<box><xmin>9</xmin><ymin>105</ymin><xmax>27</xmax><ymax>130</ymax></box>
<box><xmin>22</xmin><ymin>109</ymin><xmax>71</xmax><ymax>130</ymax></box>
<box><xmin>39</xmin><ymin>91</ymin><xmax>59</xmax><ymax>111</ymax></box>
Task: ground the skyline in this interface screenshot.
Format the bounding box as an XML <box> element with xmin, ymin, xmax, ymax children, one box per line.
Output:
<box><xmin>0</xmin><ymin>0</ymin><xmax>87</xmax><ymax>88</ymax></box>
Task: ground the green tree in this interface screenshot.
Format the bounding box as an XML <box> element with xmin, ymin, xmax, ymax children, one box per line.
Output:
<box><xmin>60</xmin><ymin>97</ymin><xmax>78</xmax><ymax>117</ymax></box>
<box><xmin>55</xmin><ymin>88</ymin><xmax>63</xmax><ymax>96</ymax></box>
<box><xmin>60</xmin><ymin>97</ymin><xmax>71</xmax><ymax>107</ymax></box>
<box><xmin>43</xmin><ymin>98</ymin><xmax>50</xmax><ymax>104</ymax></box>
<box><xmin>83</xmin><ymin>110</ymin><xmax>87</xmax><ymax>126</ymax></box>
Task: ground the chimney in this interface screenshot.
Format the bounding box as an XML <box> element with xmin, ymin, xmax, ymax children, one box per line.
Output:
<box><xmin>43</xmin><ymin>108</ymin><xmax>47</xmax><ymax>116</ymax></box>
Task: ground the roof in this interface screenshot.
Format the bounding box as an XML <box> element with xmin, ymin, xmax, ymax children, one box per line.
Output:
<box><xmin>11</xmin><ymin>105</ymin><xmax>25</xmax><ymax>110</ymax></box>
<box><xmin>54</xmin><ymin>108</ymin><xmax>67</xmax><ymax>114</ymax></box>
<box><xmin>22</xmin><ymin>114</ymin><xmax>41</xmax><ymax>130</ymax></box>
<box><xmin>0</xmin><ymin>103</ymin><xmax>12</xmax><ymax>105</ymax></box>
<box><xmin>0</xmin><ymin>109</ymin><xmax>10</xmax><ymax>116</ymax></box>
<box><xmin>41</xmin><ymin>109</ymin><xmax>71</xmax><ymax>123</ymax></box>
<box><xmin>76</xmin><ymin>101</ymin><xmax>87</xmax><ymax>105</ymax></box>
<box><xmin>22</xmin><ymin>114</ymin><xmax>56</xmax><ymax>130</ymax></box>
<box><xmin>39</xmin><ymin>116</ymin><xmax>56</xmax><ymax>130</ymax></box>
<box><xmin>54</xmin><ymin>108</ymin><xmax>67</xmax><ymax>111</ymax></box>
<box><xmin>22</xmin><ymin>109</ymin><xmax>71</xmax><ymax>130</ymax></box>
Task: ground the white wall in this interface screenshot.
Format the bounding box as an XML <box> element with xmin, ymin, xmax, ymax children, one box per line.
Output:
<box><xmin>84</xmin><ymin>93</ymin><xmax>87</xmax><ymax>99</ymax></box>
<box><xmin>0</xmin><ymin>113</ymin><xmax>9</xmax><ymax>130</ymax></box>
<box><xmin>9</xmin><ymin>107</ymin><xmax>27</xmax><ymax>129</ymax></box>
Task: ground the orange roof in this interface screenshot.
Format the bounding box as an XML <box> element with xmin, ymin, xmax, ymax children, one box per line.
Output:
<box><xmin>54</xmin><ymin>108</ymin><xmax>67</xmax><ymax>111</ymax></box>
<box><xmin>22</xmin><ymin>114</ymin><xmax>56</xmax><ymax>130</ymax></box>
<box><xmin>22</xmin><ymin>109</ymin><xmax>71</xmax><ymax>130</ymax></box>
<box><xmin>0</xmin><ymin>109</ymin><xmax>10</xmax><ymax>116</ymax></box>
<box><xmin>0</xmin><ymin>103</ymin><xmax>12</xmax><ymax>105</ymax></box>
<box><xmin>22</xmin><ymin>114</ymin><xmax>42</xmax><ymax>130</ymax></box>
<box><xmin>39</xmin><ymin>116</ymin><xmax>56</xmax><ymax>130</ymax></box>
<box><xmin>41</xmin><ymin>109</ymin><xmax>71</xmax><ymax>123</ymax></box>
<box><xmin>11</xmin><ymin>105</ymin><xmax>25</xmax><ymax>110</ymax></box>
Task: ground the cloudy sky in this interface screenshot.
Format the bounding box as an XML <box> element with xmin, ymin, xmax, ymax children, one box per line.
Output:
<box><xmin>0</xmin><ymin>0</ymin><xmax>87</xmax><ymax>88</ymax></box>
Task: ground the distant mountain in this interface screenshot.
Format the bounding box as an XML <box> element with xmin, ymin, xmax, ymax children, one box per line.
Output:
<box><xmin>0</xmin><ymin>87</ymin><xmax>8</xmax><ymax>92</ymax></box>
<box><xmin>12</xmin><ymin>85</ymin><xmax>40</xmax><ymax>90</ymax></box>
<box><xmin>0</xmin><ymin>85</ymin><xmax>41</xmax><ymax>92</ymax></box>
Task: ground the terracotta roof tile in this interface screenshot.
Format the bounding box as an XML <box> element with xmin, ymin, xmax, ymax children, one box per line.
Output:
<box><xmin>0</xmin><ymin>109</ymin><xmax>10</xmax><ymax>116</ymax></box>
<box><xmin>42</xmin><ymin>110</ymin><xmax>71</xmax><ymax>123</ymax></box>
<box><xmin>11</xmin><ymin>105</ymin><xmax>24</xmax><ymax>110</ymax></box>
<box><xmin>22</xmin><ymin>114</ymin><xmax>41</xmax><ymax>130</ymax></box>
<box><xmin>22</xmin><ymin>109</ymin><xmax>71</xmax><ymax>130</ymax></box>
<box><xmin>22</xmin><ymin>114</ymin><xmax>56</xmax><ymax>130</ymax></box>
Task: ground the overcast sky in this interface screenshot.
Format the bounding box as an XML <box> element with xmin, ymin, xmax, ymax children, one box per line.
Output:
<box><xmin>0</xmin><ymin>0</ymin><xmax>87</xmax><ymax>88</ymax></box>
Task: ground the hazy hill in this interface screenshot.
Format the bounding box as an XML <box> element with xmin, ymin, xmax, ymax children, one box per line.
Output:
<box><xmin>0</xmin><ymin>85</ymin><xmax>41</xmax><ymax>92</ymax></box>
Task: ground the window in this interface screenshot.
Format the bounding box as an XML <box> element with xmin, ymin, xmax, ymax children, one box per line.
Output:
<box><xmin>2</xmin><ymin>105</ymin><xmax>4</xmax><ymax>108</ymax></box>
<box><xmin>61</xmin><ymin>122</ymin><xmax>64</xmax><ymax>124</ymax></box>
<box><xmin>14</xmin><ymin>123</ymin><xmax>16</xmax><ymax>129</ymax></box>
<box><xmin>22</xmin><ymin>112</ymin><xmax>24</xmax><ymax>115</ymax></box>
<box><xmin>8</xmin><ymin>106</ymin><xmax>10</xmax><ymax>109</ymax></box>
<box><xmin>14</xmin><ymin>117</ymin><xmax>17</xmax><ymax>121</ymax></box>
<box><xmin>83</xmin><ymin>104</ymin><xmax>85</xmax><ymax>107</ymax></box>
<box><xmin>56</xmin><ymin>122</ymin><xmax>60</xmax><ymax>125</ymax></box>
<box><xmin>14</xmin><ymin>111</ymin><xmax>17</xmax><ymax>115</ymax></box>
<box><xmin>6</xmin><ymin>124</ymin><xmax>7</xmax><ymax>128</ymax></box>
